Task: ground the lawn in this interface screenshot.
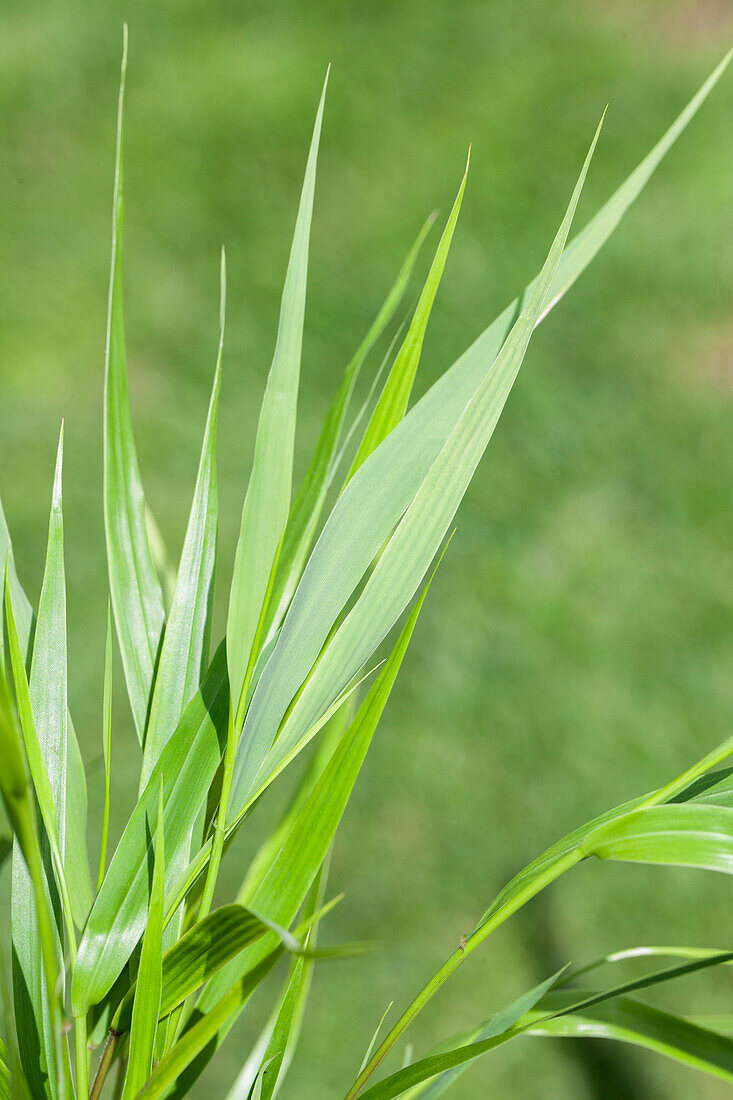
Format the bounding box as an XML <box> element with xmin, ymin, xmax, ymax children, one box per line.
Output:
<box><xmin>1</xmin><ymin>1</ymin><xmax>732</xmax><ymax>1096</ymax></box>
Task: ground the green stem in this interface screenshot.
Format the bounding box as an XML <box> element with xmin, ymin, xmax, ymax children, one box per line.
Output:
<box><xmin>74</xmin><ymin>1018</ymin><xmax>89</xmax><ymax>1099</ymax></box>
<box><xmin>345</xmin><ymin>847</ymin><xmax>581</xmax><ymax>1098</ymax></box>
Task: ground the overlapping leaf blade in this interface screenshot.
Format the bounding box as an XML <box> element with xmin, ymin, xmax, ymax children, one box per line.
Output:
<box><xmin>72</xmin><ymin>643</ymin><xmax>229</xmax><ymax>1014</ymax></box>
<box><xmin>11</xmin><ymin>434</ymin><xmax>71</xmax><ymax>1099</ymax></box>
<box><xmin>348</xmin><ymin>154</ymin><xmax>469</xmax><ymax>479</ymax></box>
<box><xmin>114</xmin><ymin>904</ymin><xmax>277</xmax><ymax>1033</ymax></box>
<box><xmin>582</xmin><ymin>803</ymin><xmax>733</xmax><ymax>873</ymax></box>
<box><xmin>141</xmin><ymin>255</ymin><xmax>225</xmax><ymax>788</ymax></box>
<box><xmin>263</xmin><ymin>212</ymin><xmax>436</xmax><ymax>642</ymax></box>
<box><xmin>229</xmin><ymin>115</ymin><xmax>602</xmax><ymax>819</ymax></box>
<box><xmin>525</xmin><ymin>998</ymin><xmax>733</xmax><ymax>1082</ymax></box>
<box><xmin>171</xmin><ymin>559</ymin><xmax>439</xmax><ymax>1092</ymax></box>
<box><xmin>227</xmin><ymin>54</ymin><xmax>730</xmax><ymax>831</ymax></box>
<box><xmin>358</xmin><ymin>954</ymin><xmax>733</xmax><ymax>1098</ymax></box>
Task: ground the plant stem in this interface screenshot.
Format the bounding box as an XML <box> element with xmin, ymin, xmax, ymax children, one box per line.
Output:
<box><xmin>74</xmin><ymin>1018</ymin><xmax>89</xmax><ymax>1100</ymax></box>
<box><xmin>89</xmin><ymin>1030</ymin><xmax>119</xmax><ymax>1100</ymax></box>
<box><xmin>345</xmin><ymin>847</ymin><xmax>581</xmax><ymax>1097</ymax></box>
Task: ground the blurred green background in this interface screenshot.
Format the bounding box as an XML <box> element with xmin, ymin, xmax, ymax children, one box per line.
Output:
<box><xmin>1</xmin><ymin>1</ymin><xmax>732</xmax><ymax>1096</ymax></box>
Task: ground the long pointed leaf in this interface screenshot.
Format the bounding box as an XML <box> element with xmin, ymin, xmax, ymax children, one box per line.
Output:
<box><xmin>11</xmin><ymin>432</ymin><xmax>69</xmax><ymax>1099</ymax></box>
<box><xmin>348</xmin><ymin>155</ymin><xmax>469</xmax><ymax>478</ymax></box>
<box><xmin>525</xmin><ymin>998</ymin><xmax>733</xmax><ymax>1083</ymax></box>
<box><xmin>141</xmin><ymin>252</ymin><xmax>225</xmax><ymax>787</ymax></box>
<box><xmin>104</xmin><ymin>28</ymin><xmax>166</xmax><ymax>742</ymax></box>
<box><xmin>358</xmin><ymin>954</ymin><xmax>733</xmax><ymax>1098</ymax></box>
<box><xmin>122</xmin><ymin>783</ymin><xmax>165</xmax><ymax>1098</ymax></box>
<box><xmin>264</xmin><ymin>213</ymin><xmax>436</xmax><ymax>641</ymax></box>
<box><xmin>582</xmin><ymin>803</ymin><xmax>733</xmax><ymax>873</ymax></box>
<box><xmin>227</xmin><ymin>73</ymin><xmax>328</xmax><ymax>715</ymax></box>
<box><xmin>184</xmin><ymin>554</ymin><xmax>443</xmax><ymax>1088</ymax></box>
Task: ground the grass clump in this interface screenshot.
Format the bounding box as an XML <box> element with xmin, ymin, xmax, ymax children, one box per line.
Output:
<box><xmin>1</xmin><ymin>29</ymin><xmax>731</xmax><ymax>1099</ymax></box>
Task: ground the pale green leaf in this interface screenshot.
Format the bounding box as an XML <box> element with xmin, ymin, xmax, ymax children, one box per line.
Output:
<box><xmin>263</xmin><ymin>212</ymin><xmax>436</xmax><ymax>642</ymax></box>
<box><xmin>230</xmin><ymin>117</ymin><xmax>602</xmax><ymax>820</ymax></box>
<box><xmin>141</xmin><ymin>252</ymin><xmax>225</xmax><ymax>789</ymax></box>
<box><xmin>122</xmin><ymin>782</ymin><xmax>165</xmax><ymax>1098</ymax></box>
<box><xmin>104</xmin><ymin>29</ymin><xmax>166</xmax><ymax>742</ymax></box>
<box><xmin>72</xmin><ymin>642</ymin><xmax>229</xmax><ymax>1014</ymax></box>
<box><xmin>227</xmin><ymin>73</ymin><xmax>328</xmax><ymax>717</ymax></box>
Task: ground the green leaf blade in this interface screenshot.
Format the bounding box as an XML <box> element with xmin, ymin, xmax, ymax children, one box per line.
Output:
<box><xmin>227</xmin><ymin>74</ymin><xmax>328</xmax><ymax>715</ymax></box>
<box><xmin>230</xmin><ymin>118</ymin><xmax>602</xmax><ymax>819</ymax></box>
<box><xmin>104</xmin><ymin>32</ymin><xmax>166</xmax><ymax>743</ymax></box>
<box><xmin>141</xmin><ymin>259</ymin><xmax>225</xmax><ymax>789</ymax></box>
<box><xmin>122</xmin><ymin>783</ymin><xmax>166</xmax><ymax>1098</ymax></box>
<box><xmin>349</xmin><ymin>156</ymin><xmax>469</xmax><ymax>478</ymax></box>
<box><xmin>230</xmin><ymin>58</ymin><xmax>730</xmax><ymax>834</ymax></box>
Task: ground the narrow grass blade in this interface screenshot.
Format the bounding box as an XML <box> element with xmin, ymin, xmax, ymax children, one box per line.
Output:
<box><xmin>236</xmin><ymin>57</ymin><xmax>729</xmax><ymax>831</ymax></box>
<box><xmin>264</xmin><ymin>213</ymin><xmax>436</xmax><ymax>641</ymax></box>
<box><xmin>359</xmin><ymin>1004</ymin><xmax>395</xmax><ymax>1079</ymax></box>
<box><xmin>72</xmin><ymin>642</ymin><xmax>229</xmax><ymax>1014</ymax></box>
<box><xmin>98</xmin><ymin>603</ymin><xmax>114</xmax><ymax>890</ymax></box>
<box><xmin>4</xmin><ymin>572</ymin><xmax>76</xmax><ymax>946</ymax></box>
<box><xmin>563</xmin><ymin>945</ymin><xmax>733</xmax><ymax>987</ymax></box>
<box><xmin>350</xmin><ymin>716</ymin><xmax>733</xmax><ymax>1093</ymax></box>
<box><xmin>141</xmin><ymin>253</ymin><xmax>225</xmax><ymax>788</ymax></box>
<box><xmin>227</xmin><ymin>72</ymin><xmax>328</xmax><ymax>717</ymax></box>
<box><xmin>0</xmin><ymin>499</ymin><xmax>32</xmax><ymax>672</ymax></box>
<box><xmin>237</xmin><ymin>701</ymin><xmax>352</xmax><ymax>906</ymax></box>
<box><xmin>104</xmin><ymin>28</ymin><xmax>166</xmax><ymax>742</ymax></box>
<box><xmin>122</xmin><ymin>783</ymin><xmax>165</xmax><ymax>1098</ymax></box>
<box><xmin>348</xmin><ymin>155</ymin><xmax>469</xmax><ymax>479</ymax></box>
<box><xmin>11</xmin><ymin>432</ymin><xmax>71</xmax><ymax>1099</ymax></box>
<box><xmin>231</xmin><ymin>119</ymin><xmax>602</xmax><ymax>820</ymax></box>
<box><xmin>1</xmin><ymin>489</ymin><xmax>91</xmax><ymax>927</ymax></box>
<box><xmin>0</xmin><ymin>1039</ymin><xmax>9</xmax><ymax>1100</ymax></box>
<box><xmin>249</xmin><ymin>957</ymin><xmax>306</xmax><ymax>1100</ymax></box>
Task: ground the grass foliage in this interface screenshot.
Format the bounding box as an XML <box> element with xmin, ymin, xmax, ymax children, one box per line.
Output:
<box><xmin>0</xmin><ymin>31</ymin><xmax>731</xmax><ymax>1099</ymax></box>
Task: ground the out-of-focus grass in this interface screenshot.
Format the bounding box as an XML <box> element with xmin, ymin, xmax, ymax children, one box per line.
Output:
<box><xmin>1</xmin><ymin>2</ymin><xmax>732</xmax><ymax>1096</ymax></box>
